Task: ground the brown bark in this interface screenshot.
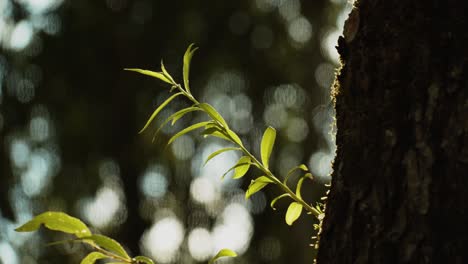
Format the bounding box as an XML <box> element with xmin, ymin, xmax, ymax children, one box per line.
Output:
<box><xmin>316</xmin><ymin>1</ymin><xmax>468</xmax><ymax>263</ymax></box>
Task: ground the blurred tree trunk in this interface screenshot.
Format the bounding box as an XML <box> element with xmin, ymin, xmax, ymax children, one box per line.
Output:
<box><xmin>316</xmin><ymin>1</ymin><xmax>468</xmax><ymax>263</ymax></box>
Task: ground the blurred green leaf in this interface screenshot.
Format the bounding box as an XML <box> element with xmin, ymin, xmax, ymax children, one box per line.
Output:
<box><xmin>208</xmin><ymin>248</ymin><xmax>237</xmax><ymax>264</ymax></box>
<box><xmin>261</xmin><ymin>126</ymin><xmax>276</xmax><ymax>170</ymax></box>
<box><xmin>245</xmin><ymin>176</ymin><xmax>274</xmax><ymax>199</ymax></box>
<box><xmin>222</xmin><ymin>156</ymin><xmax>251</xmax><ymax>179</ymax></box>
<box><xmin>139</xmin><ymin>92</ymin><xmax>184</xmax><ymax>134</ymax></box>
<box><xmin>168</xmin><ymin>121</ymin><xmax>211</xmax><ymax>145</ymax></box>
<box><xmin>124</xmin><ymin>68</ymin><xmax>172</xmax><ymax>84</ymax></box>
<box><xmin>270</xmin><ymin>193</ymin><xmax>291</xmax><ymax>210</ymax></box>
<box><xmin>82</xmin><ymin>234</ymin><xmax>130</xmax><ymax>261</ymax></box>
<box><xmin>133</xmin><ymin>256</ymin><xmax>155</xmax><ymax>264</ymax></box>
<box><xmin>15</xmin><ymin>211</ymin><xmax>91</xmax><ymax>238</ymax></box>
<box><xmin>285</xmin><ymin>202</ymin><xmax>303</xmax><ymax>226</ymax></box>
<box><xmin>284</xmin><ymin>164</ymin><xmax>309</xmax><ymax>184</ymax></box>
<box><xmin>198</xmin><ymin>103</ymin><xmax>229</xmax><ymax>129</ymax></box>
<box><xmin>80</xmin><ymin>252</ymin><xmax>108</xmax><ymax>264</ymax></box>
<box><xmin>160</xmin><ymin>60</ymin><xmax>175</xmax><ymax>84</ymax></box>
<box><xmin>204</xmin><ymin>147</ymin><xmax>241</xmax><ymax>166</ymax></box>
<box><xmin>183</xmin><ymin>44</ymin><xmax>198</xmax><ymax>93</ymax></box>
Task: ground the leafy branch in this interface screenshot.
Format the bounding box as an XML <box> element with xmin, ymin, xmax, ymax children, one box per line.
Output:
<box><xmin>125</xmin><ymin>44</ymin><xmax>322</xmax><ymax>224</ymax></box>
<box><xmin>15</xmin><ymin>211</ymin><xmax>236</xmax><ymax>264</ymax></box>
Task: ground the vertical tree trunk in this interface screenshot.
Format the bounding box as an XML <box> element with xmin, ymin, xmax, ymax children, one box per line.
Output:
<box><xmin>317</xmin><ymin>0</ymin><xmax>468</xmax><ymax>263</ymax></box>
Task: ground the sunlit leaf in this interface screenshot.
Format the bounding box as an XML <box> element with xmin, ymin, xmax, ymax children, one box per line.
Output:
<box><xmin>285</xmin><ymin>202</ymin><xmax>303</xmax><ymax>226</ymax></box>
<box><xmin>245</xmin><ymin>176</ymin><xmax>274</xmax><ymax>199</ymax></box>
<box><xmin>202</xmin><ymin>126</ymin><xmax>232</xmax><ymax>141</ymax></box>
<box><xmin>82</xmin><ymin>234</ymin><xmax>130</xmax><ymax>260</ymax></box>
<box><xmin>198</xmin><ymin>103</ymin><xmax>229</xmax><ymax>129</ymax></box>
<box><xmin>133</xmin><ymin>256</ymin><xmax>155</xmax><ymax>264</ymax></box>
<box><xmin>80</xmin><ymin>252</ymin><xmax>108</xmax><ymax>264</ymax></box>
<box><xmin>124</xmin><ymin>68</ymin><xmax>172</xmax><ymax>84</ymax></box>
<box><xmin>284</xmin><ymin>164</ymin><xmax>309</xmax><ymax>184</ymax></box>
<box><xmin>226</xmin><ymin>129</ymin><xmax>244</xmax><ymax>147</ymax></box>
<box><xmin>233</xmin><ymin>156</ymin><xmax>251</xmax><ymax>179</ymax></box>
<box><xmin>260</xmin><ymin>126</ymin><xmax>276</xmax><ymax>170</ymax></box>
<box><xmin>208</xmin><ymin>248</ymin><xmax>237</xmax><ymax>264</ymax></box>
<box><xmin>15</xmin><ymin>211</ymin><xmax>91</xmax><ymax>238</ymax></box>
<box><xmin>160</xmin><ymin>60</ymin><xmax>175</xmax><ymax>84</ymax></box>
<box><xmin>167</xmin><ymin>121</ymin><xmax>211</xmax><ymax>145</ymax></box>
<box><xmin>295</xmin><ymin>176</ymin><xmax>307</xmax><ymax>199</ymax></box>
<box><xmin>270</xmin><ymin>193</ymin><xmax>291</xmax><ymax>210</ymax></box>
<box><xmin>222</xmin><ymin>156</ymin><xmax>251</xmax><ymax>179</ymax></box>
<box><xmin>139</xmin><ymin>92</ymin><xmax>184</xmax><ymax>133</ymax></box>
<box><xmin>204</xmin><ymin>147</ymin><xmax>241</xmax><ymax>166</ymax></box>
<box><xmin>183</xmin><ymin>43</ymin><xmax>198</xmax><ymax>93</ymax></box>
<box><xmin>152</xmin><ymin>106</ymin><xmax>201</xmax><ymax>142</ymax></box>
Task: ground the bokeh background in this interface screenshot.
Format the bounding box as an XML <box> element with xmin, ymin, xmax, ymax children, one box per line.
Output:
<box><xmin>0</xmin><ymin>0</ymin><xmax>352</xmax><ymax>263</ymax></box>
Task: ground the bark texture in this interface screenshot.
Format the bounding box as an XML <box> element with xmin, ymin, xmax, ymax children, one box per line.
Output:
<box><xmin>317</xmin><ymin>0</ymin><xmax>468</xmax><ymax>263</ymax></box>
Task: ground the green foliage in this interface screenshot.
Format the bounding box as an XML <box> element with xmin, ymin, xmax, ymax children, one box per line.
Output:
<box><xmin>15</xmin><ymin>44</ymin><xmax>325</xmax><ymax>263</ymax></box>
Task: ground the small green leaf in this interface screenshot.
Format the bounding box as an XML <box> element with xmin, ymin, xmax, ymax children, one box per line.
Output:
<box><xmin>204</xmin><ymin>147</ymin><xmax>241</xmax><ymax>166</ymax></box>
<box><xmin>202</xmin><ymin>126</ymin><xmax>232</xmax><ymax>141</ymax></box>
<box><xmin>208</xmin><ymin>248</ymin><xmax>237</xmax><ymax>264</ymax></box>
<box><xmin>183</xmin><ymin>43</ymin><xmax>198</xmax><ymax>93</ymax></box>
<box><xmin>284</xmin><ymin>164</ymin><xmax>309</xmax><ymax>184</ymax></box>
<box><xmin>245</xmin><ymin>176</ymin><xmax>274</xmax><ymax>199</ymax></box>
<box><xmin>133</xmin><ymin>256</ymin><xmax>155</xmax><ymax>264</ymax></box>
<box><xmin>82</xmin><ymin>234</ymin><xmax>131</xmax><ymax>260</ymax></box>
<box><xmin>80</xmin><ymin>252</ymin><xmax>108</xmax><ymax>264</ymax></box>
<box><xmin>160</xmin><ymin>60</ymin><xmax>176</xmax><ymax>84</ymax></box>
<box><xmin>270</xmin><ymin>193</ymin><xmax>291</xmax><ymax>210</ymax></box>
<box><xmin>295</xmin><ymin>176</ymin><xmax>307</xmax><ymax>199</ymax></box>
<box><xmin>198</xmin><ymin>103</ymin><xmax>229</xmax><ymax>129</ymax></box>
<box><xmin>139</xmin><ymin>92</ymin><xmax>184</xmax><ymax>134</ymax></box>
<box><xmin>15</xmin><ymin>211</ymin><xmax>91</xmax><ymax>238</ymax></box>
<box><xmin>124</xmin><ymin>68</ymin><xmax>172</xmax><ymax>84</ymax></box>
<box><xmin>233</xmin><ymin>156</ymin><xmax>251</xmax><ymax>179</ymax></box>
<box><xmin>222</xmin><ymin>156</ymin><xmax>251</xmax><ymax>179</ymax></box>
<box><xmin>285</xmin><ymin>202</ymin><xmax>303</xmax><ymax>226</ymax></box>
<box><xmin>260</xmin><ymin>126</ymin><xmax>276</xmax><ymax>170</ymax></box>
<box><xmin>167</xmin><ymin>121</ymin><xmax>211</xmax><ymax>145</ymax></box>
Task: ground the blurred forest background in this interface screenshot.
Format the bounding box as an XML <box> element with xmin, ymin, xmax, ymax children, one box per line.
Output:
<box><xmin>0</xmin><ymin>0</ymin><xmax>352</xmax><ymax>263</ymax></box>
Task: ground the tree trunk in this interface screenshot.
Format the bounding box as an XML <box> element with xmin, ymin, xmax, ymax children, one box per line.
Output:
<box><xmin>316</xmin><ymin>1</ymin><xmax>468</xmax><ymax>263</ymax></box>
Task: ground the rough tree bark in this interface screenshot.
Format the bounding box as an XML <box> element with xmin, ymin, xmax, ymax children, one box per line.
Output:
<box><xmin>317</xmin><ymin>0</ymin><xmax>468</xmax><ymax>263</ymax></box>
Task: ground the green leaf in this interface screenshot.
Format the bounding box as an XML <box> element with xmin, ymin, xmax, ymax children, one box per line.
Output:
<box><xmin>260</xmin><ymin>126</ymin><xmax>276</xmax><ymax>170</ymax></box>
<box><xmin>15</xmin><ymin>211</ymin><xmax>91</xmax><ymax>238</ymax></box>
<box><xmin>160</xmin><ymin>60</ymin><xmax>176</xmax><ymax>84</ymax></box>
<box><xmin>284</xmin><ymin>164</ymin><xmax>309</xmax><ymax>184</ymax></box>
<box><xmin>295</xmin><ymin>176</ymin><xmax>308</xmax><ymax>199</ymax></box>
<box><xmin>133</xmin><ymin>256</ymin><xmax>155</xmax><ymax>264</ymax></box>
<box><xmin>233</xmin><ymin>156</ymin><xmax>251</xmax><ymax>179</ymax></box>
<box><xmin>204</xmin><ymin>147</ymin><xmax>241</xmax><ymax>166</ymax></box>
<box><xmin>80</xmin><ymin>252</ymin><xmax>108</xmax><ymax>264</ymax></box>
<box><xmin>82</xmin><ymin>234</ymin><xmax>131</xmax><ymax>261</ymax></box>
<box><xmin>222</xmin><ymin>156</ymin><xmax>251</xmax><ymax>179</ymax></box>
<box><xmin>226</xmin><ymin>129</ymin><xmax>244</xmax><ymax>147</ymax></box>
<box><xmin>245</xmin><ymin>176</ymin><xmax>274</xmax><ymax>199</ymax></box>
<box><xmin>202</xmin><ymin>126</ymin><xmax>232</xmax><ymax>142</ymax></box>
<box><xmin>285</xmin><ymin>202</ymin><xmax>303</xmax><ymax>226</ymax></box>
<box><xmin>151</xmin><ymin>106</ymin><xmax>201</xmax><ymax>142</ymax></box>
<box><xmin>139</xmin><ymin>92</ymin><xmax>184</xmax><ymax>134</ymax></box>
<box><xmin>208</xmin><ymin>248</ymin><xmax>237</xmax><ymax>264</ymax></box>
<box><xmin>183</xmin><ymin>43</ymin><xmax>198</xmax><ymax>93</ymax></box>
<box><xmin>270</xmin><ymin>193</ymin><xmax>291</xmax><ymax>210</ymax></box>
<box><xmin>167</xmin><ymin>121</ymin><xmax>211</xmax><ymax>145</ymax></box>
<box><xmin>198</xmin><ymin>103</ymin><xmax>229</xmax><ymax>129</ymax></box>
<box><xmin>124</xmin><ymin>68</ymin><xmax>172</xmax><ymax>84</ymax></box>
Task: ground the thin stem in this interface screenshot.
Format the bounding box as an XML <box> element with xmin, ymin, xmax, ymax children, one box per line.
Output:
<box><xmin>89</xmin><ymin>243</ymin><xmax>132</xmax><ymax>263</ymax></box>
